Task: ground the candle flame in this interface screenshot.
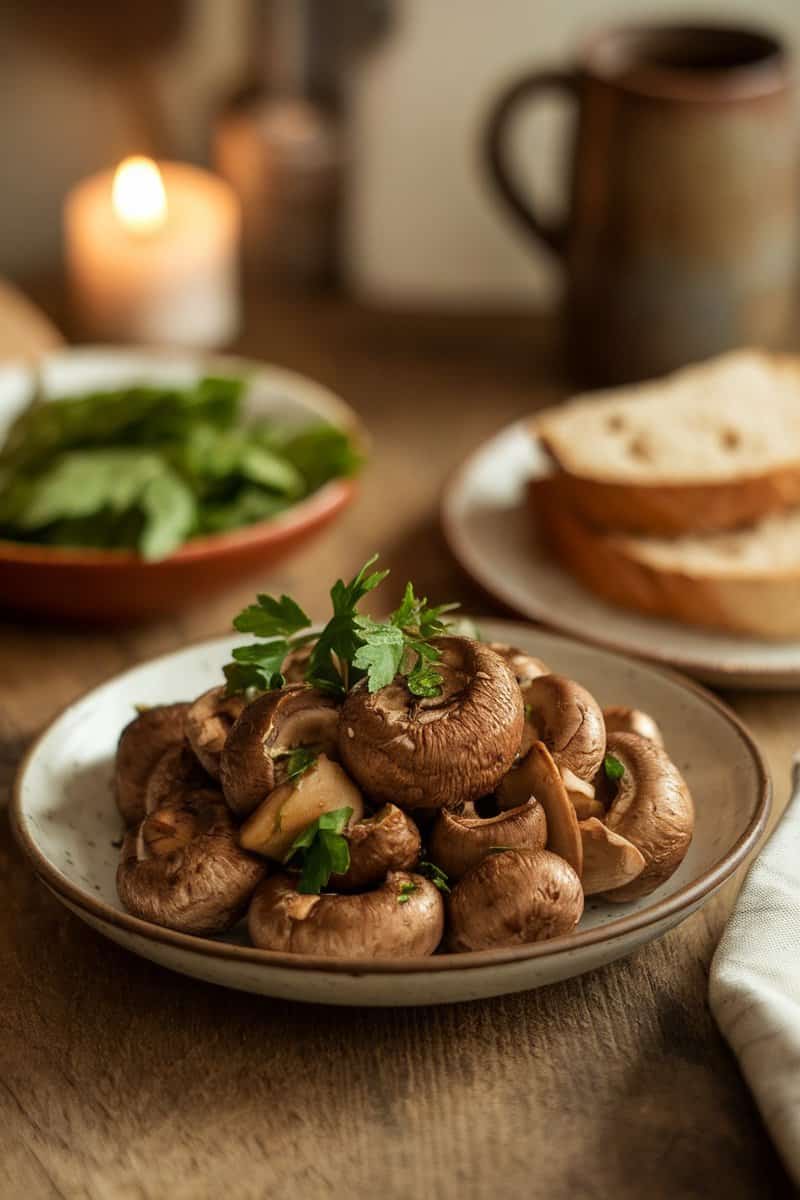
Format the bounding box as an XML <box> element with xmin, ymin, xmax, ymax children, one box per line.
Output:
<box><xmin>112</xmin><ymin>156</ymin><xmax>167</xmax><ymax>235</ymax></box>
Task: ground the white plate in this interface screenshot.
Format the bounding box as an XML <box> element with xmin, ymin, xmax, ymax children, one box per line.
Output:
<box><xmin>442</xmin><ymin>420</ymin><xmax>800</xmax><ymax>689</ymax></box>
<box><xmin>11</xmin><ymin>621</ymin><xmax>769</xmax><ymax>1006</ymax></box>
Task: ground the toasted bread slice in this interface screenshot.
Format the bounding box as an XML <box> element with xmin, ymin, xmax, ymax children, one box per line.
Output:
<box><xmin>532</xmin><ymin>477</ymin><xmax>800</xmax><ymax>641</ymax></box>
<box><xmin>533</xmin><ymin>350</ymin><xmax>800</xmax><ymax>536</ymax></box>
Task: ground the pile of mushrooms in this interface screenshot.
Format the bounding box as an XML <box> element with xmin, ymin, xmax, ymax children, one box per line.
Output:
<box><xmin>114</xmin><ymin>636</ymin><xmax>694</xmax><ymax>958</ymax></box>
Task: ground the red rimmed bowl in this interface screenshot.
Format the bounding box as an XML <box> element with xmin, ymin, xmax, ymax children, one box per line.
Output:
<box><xmin>0</xmin><ymin>347</ymin><xmax>364</xmax><ymax>621</ymax></box>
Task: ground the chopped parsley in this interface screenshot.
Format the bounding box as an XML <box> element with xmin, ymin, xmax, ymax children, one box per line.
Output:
<box><xmin>397</xmin><ymin>880</ymin><xmax>418</xmax><ymax>904</ymax></box>
<box><xmin>604</xmin><ymin>753</ymin><xmax>625</xmax><ymax>782</ymax></box>
<box><xmin>284</xmin><ymin>806</ymin><xmax>353</xmax><ymax>894</ymax></box>
<box><xmin>418</xmin><ymin>859</ymin><xmax>451</xmax><ymax>893</ymax></box>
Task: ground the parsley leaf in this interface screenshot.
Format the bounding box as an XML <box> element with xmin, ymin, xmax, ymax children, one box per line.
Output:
<box><xmin>282</xmin><ymin>747</ymin><xmax>317</xmax><ymax>781</ymax></box>
<box><xmin>352</xmin><ymin>615</ymin><xmax>406</xmax><ymax>691</ymax></box>
<box><xmin>285</xmin><ymin>806</ymin><xmax>354</xmax><ymax>894</ymax></box>
<box><xmin>418</xmin><ymin>860</ymin><xmax>450</xmax><ymax>893</ymax></box>
<box><xmin>604</xmin><ymin>753</ymin><xmax>625</xmax><ymax>782</ymax></box>
<box><xmin>233</xmin><ymin>594</ymin><xmax>312</xmax><ymax>638</ymax></box>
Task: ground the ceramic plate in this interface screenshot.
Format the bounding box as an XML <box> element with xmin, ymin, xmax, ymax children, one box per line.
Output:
<box><xmin>442</xmin><ymin>420</ymin><xmax>800</xmax><ymax>689</ymax></box>
<box><xmin>11</xmin><ymin>620</ymin><xmax>769</xmax><ymax>1007</ymax></box>
<box><xmin>0</xmin><ymin>347</ymin><xmax>364</xmax><ymax>621</ymax></box>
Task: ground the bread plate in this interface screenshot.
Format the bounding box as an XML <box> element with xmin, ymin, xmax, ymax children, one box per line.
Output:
<box><xmin>11</xmin><ymin>620</ymin><xmax>769</xmax><ymax>1006</ymax></box>
<box><xmin>442</xmin><ymin>420</ymin><xmax>800</xmax><ymax>689</ymax></box>
<box><xmin>0</xmin><ymin>347</ymin><xmax>363</xmax><ymax>622</ymax></box>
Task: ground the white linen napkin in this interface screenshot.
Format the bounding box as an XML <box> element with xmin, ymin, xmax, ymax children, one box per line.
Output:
<box><xmin>709</xmin><ymin>755</ymin><xmax>800</xmax><ymax>1186</ymax></box>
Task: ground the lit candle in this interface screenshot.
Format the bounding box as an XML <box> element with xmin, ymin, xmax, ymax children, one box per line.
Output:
<box><xmin>64</xmin><ymin>157</ymin><xmax>241</xmax><ymax>348</ymax></box>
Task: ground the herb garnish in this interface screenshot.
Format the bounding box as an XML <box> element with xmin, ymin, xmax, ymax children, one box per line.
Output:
<box><xmin>284</xmin><ymin>806</ymin><xmax>353</xmax><ymax>894</ymax></box>
<box><xmin>397</xmin><ymin>880</ymin><xmax>418</xmax><ymax>904</ymax></box>
<box><xmin>224</xmin><ymin>555</ymin><xmax>459</xmax><ymax>700</ymax></box>
<box><xmin>282</xmin><ymin>747</ymin><xmax>318</xmax><ymax>781</ymax></box>
<box><xmin>604</xmin><ymin>753</ymin><xmax>625</xmax><ymax>782</ymax></box>
<box><xmin>417</xmin><ymin>860</ymin><xmax>451</xmax><ymax>893</ymax></box>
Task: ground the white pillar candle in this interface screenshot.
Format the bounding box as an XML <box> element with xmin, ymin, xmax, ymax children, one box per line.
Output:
<box><xmin>64</xmin><ymin>157</ymin><xmax>241</xmax><ymax>348</ymax></box>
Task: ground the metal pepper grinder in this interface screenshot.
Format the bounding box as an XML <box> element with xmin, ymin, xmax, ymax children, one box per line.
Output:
<box><xmin>213</xmin><ymin>0</ymin><xmax>346</xmax><ymax>288</ymax></box>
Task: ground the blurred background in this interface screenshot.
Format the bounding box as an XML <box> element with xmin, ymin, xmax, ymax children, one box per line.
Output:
<box><xmin>2</xmin><ymin>0</ymin><xmax>799</xmax><ymax>306</ymax></box>
<box><xmin>3</xmin><ymin>0</ymin><xmax>800</xmax><ymax>619</ymax></box>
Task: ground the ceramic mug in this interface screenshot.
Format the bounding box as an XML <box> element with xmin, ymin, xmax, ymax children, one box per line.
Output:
<box><xmin>484</xmin><ymin>24</ymin><xmax>799</xmax><ymax>384</ymax></box>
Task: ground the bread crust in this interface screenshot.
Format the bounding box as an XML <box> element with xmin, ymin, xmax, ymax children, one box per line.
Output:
<box><xmin>536</xmin><ymin>457</ymin><xmax>800</xmax><ymax>538</ymax></box>
<box><xmin>531</xmin><ymin>479</ymin><xmax>800</xmax><ymax>640</ymax></box>
<box><xmin>533</xmin><ymin>350</ymin><xmax>800</xmax><ymax>536</ymax></box>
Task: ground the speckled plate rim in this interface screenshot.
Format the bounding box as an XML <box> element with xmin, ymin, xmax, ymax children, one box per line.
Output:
<box><xmin>440</xmin><ymin>418</ymin><xmax>800</xmax><ymax>688</ymax></box>
<box><xmin>10</xmin><ymin>626</ymin><xmax>771</xmax><ymax>977</ymax></box>
<box><xmin>0</xmin><ymin>347</ymin><xmax>366</xmax><ymax>568</ymax></box>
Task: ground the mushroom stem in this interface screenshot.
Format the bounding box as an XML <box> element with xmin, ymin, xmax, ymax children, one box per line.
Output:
<box><xmin>239</xmin><ymin>754</ymin><xmax>363</xmax><ymax>860</ymax></box>
<box><xmin>602</xmin><ymin>733</ymin><xmax>694</xmax><ymax>901</ymax></box>
<box><xmin>496</xmin><ymin>741</ymin><xmax>583</xmax><ymax>876</ymax></box>
<box><xmin>578</xmin><ymin>818</ymin><xmax>646</xmax><ymax>895</ymax></box>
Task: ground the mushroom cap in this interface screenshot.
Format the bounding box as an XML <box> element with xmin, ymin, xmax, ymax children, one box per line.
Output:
<box><xmin>602</xmin><ymin>732</ymin><xmax>694</xmax><ymax>901</ymax></box>
<box><xmin>428</xmin><ymin>798</ymin><xmax>546</xmax><ymax>881</ymax></box>
<box><xmin>117</xmin><ymin>796</ymin><xmax>266</xmax><ymax>935</ymax></box>
<box><xmin>221</xmin><ymin>685</ymin><xmax>341</xmax><ymax>817</ymax></box>
<box><xmin>446</xmin><ymin>849</ymin><xmax>583</xmax><ymax>952</ymax></box>
<box><xmin>185</xmin><ymin>686</ymin><xmax>248</xmax><ymax>780</ymax></box>
<box><xmin>603</xmin><ymin>706</ymin><xmax>664</xmax><ymax>747</ymax></box>
<box><xmin>338</xmin><ymin>636</ymin><xmax>524</xmax><ymax>811</ymax></box>
<box><xmin>239</xmin><ymin>753</ymin><xmax>364</xmax><ymax>860</ymax></box>
<box><xmin>579</xmin><ymin>817</ymin><xmax>646</xmax><ymax>895</ymax></box>
<box><xmin>248</xmin><ymin>870</ymin><xmax>444</xmax><ymax>958</ymax></box>
<box><xmin>331</xmin><ymin>804</ymin><xmax>422</xmax><ymax>891</ymax></box>
<box><xmin>115</xmin><ymin>702</ymin><xmax>190</xmax><ymax>825</ymax></box>
<box><xmin>281</xmin><ymin>642</ymin><xmax>316</xmax><ymax>684</ymax></box>
<box><xmin>487</xmin><ymin>642</ymin><xmax>550</xmax><ymax>686</ymax></box>
<box><xmin>523</xmin><ymin>674</ymin><xmax>606</xmax><ymax>781</ymax></box>
<box><xmin>144</xmin><ymin>742</ymin><xmax>216</xmax><ymax>814</ymax></box>
<box><xmin>496</xmin><ymin>741</ymin><xmax>583</xmax><ymax>876</ymax></box>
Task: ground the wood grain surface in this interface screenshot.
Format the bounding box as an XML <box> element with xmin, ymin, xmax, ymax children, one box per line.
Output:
<box><xmin>1</xmin><ymin>291</ymin><xmax>796</xmax><ymax>1199</ymax></box>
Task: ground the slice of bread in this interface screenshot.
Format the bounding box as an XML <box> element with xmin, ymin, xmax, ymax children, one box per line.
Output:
<box><xmin>532</xmin><ymin>477</ymin><xmax>800</xmax><ymax>640</ymax></box>
<box><xmin>533</xmin><ymin>350</ymin><xmax>800</xmax><ymax>536</ymax></box>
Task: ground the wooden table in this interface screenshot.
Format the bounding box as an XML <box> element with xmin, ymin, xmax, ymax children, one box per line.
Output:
<box><xmin>1</xmin><ymin>292</ymin><xmax>796</xmax><ymax>1199</ymax></box>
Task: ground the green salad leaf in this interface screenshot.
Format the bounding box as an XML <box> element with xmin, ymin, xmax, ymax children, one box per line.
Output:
<box><xmin>0</xmin><ymin>376</ymin><xmax>360</xmax><ymax>559</ymax></box>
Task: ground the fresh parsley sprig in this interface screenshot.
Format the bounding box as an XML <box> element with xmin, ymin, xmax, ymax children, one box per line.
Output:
<box><xmin>223</xmin><ymin>593</ymin><xmax>317</xmax><ymax>694</ymax></box>
<box><xmin>223</xmin><ymin>556</ymin><xmax>459</xmax><ymax>699</ymax></box>
<box><xmin>284</xmin><ymin>806</ymin><xmax>353</xmax><ymax>894</ymax></box>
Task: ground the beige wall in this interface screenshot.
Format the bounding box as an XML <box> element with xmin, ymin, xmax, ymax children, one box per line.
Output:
<box><xmin>346</xmin><ymin>0</ymin><xmax>800</xmax><ymax>305</ymax></box>
<box><xmin>0</xmin><ymin>0</ymin><xmax>251</xmax><ymax>276</ymax></box>
<box><xmin>3</xmin><ymin>0</ymin><xmax>800</xmax><ymax>304</ymax></box>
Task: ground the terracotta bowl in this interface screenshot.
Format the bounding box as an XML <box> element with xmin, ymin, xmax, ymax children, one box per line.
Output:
<box><xmin>0</xmin><ymin>347</ymin><xmax>364</xmax><ymax>621</ymax></box>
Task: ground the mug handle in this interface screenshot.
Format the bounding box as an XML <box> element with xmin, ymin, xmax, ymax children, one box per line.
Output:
<box><xmin>484</xmin><ymin>69</ymin><xmax>579</xmax><ymax>259</ymax></box>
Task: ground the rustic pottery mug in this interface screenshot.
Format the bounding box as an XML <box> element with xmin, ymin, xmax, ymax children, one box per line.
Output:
<box><xmin>485</xmin><ymin>24</ymin><xmax>799</xmax><ymax>384</ymax></box>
